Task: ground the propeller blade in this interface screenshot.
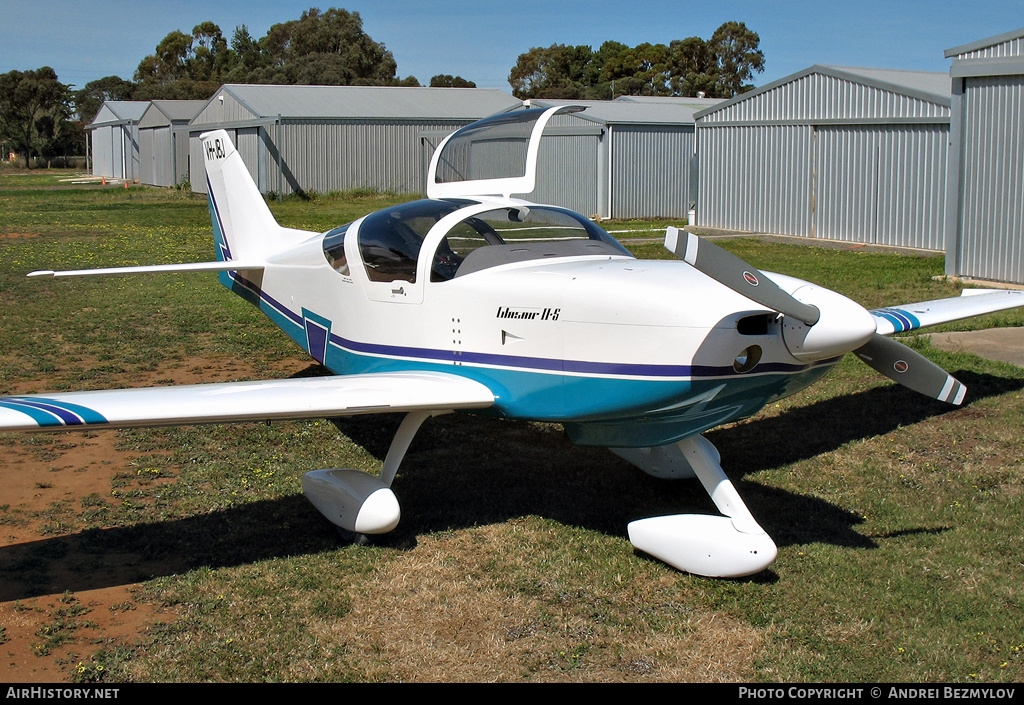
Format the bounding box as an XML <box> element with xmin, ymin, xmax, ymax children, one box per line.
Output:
<box><xmin>665</xmin><ymin>227</ymin><xmax>820</xmax><ymax>326</ymax></box>
<box><xmin>854</xmin><ymin>333</ymin><xmax>967</xmax><ymax>405</ymax></box>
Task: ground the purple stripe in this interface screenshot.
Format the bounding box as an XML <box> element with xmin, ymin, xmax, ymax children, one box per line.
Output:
<box><xmin>6</xmin><ymin>399</ymin><xmax>86</xmax><ymax>425</ymax></box>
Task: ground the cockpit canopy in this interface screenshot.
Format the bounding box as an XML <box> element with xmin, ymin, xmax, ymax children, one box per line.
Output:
<box><xmin>322</xmin><ymin>198</ymin><xmax>632</xmax><ymax>284</ymax></box>
<box><xmin>323</xmin><ymin>105</ymin><xmax>631</xmax><ymax>286</ymax></box>
<box><xmin>426</xmin><ymin>105</ymin><xmax>584</xmax><ymax>200</ymax></box>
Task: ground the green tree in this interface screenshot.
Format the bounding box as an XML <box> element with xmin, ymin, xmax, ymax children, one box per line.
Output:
<box><xmin>227</xmin><ymin>24</ymin><xmax>265</xmax><ymax>82</ymax></box>
<box><xmin>252</xmin><ymin>7</ymin><xmax>405</xmax><ymax>85</ymax></box>
<box><xmin>74</xmin><ymin>76</ymin><xmax>136</xmax><ymax>124</ymax></box>
<box><xmin>133</xmin><ymin>23</ymin><xmax>234</xmax><ymax>99</ymax></box>
<box><xmin>130</xmin><ymin>9</ymin><xmax>420</xmax><ymax>98</ymax></box>
<box><xmin>508</xmin><ymin>21</ymin><xmax>765</xmax><ymax>100</ymax></box>
<box><xmin>508</xmin><ymin>44</ymin><xmax>598</xmax><ymax>99</ymax></box>
<box><xmin>599</xmin><ymin>41</ymin><xmax>670</xmax><ymax>97</ymax></box>
<box><xmin>666</xmin><ymin>36</ymin><xmax>719</xmax><ymax>97</ymax></box>
<box><xmin>708</xmin><ymin>21</ymin><xmax>764</xmax><ymax>97</ymax></box>
<box><xmin>430</xmin><ymin>74</ymin><xmax>476</xmax><ymax>88</ymax></box>
<box><xmin>0</xmin><ymin>67</ymin><xmax>72</xmax><ymax>168</ymax></box>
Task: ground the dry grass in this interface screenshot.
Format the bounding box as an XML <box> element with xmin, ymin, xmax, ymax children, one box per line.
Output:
<box><xmin>2</xmin><ymin>175</ymin><xmax>1024</xmax><ymax>683</ymax></box>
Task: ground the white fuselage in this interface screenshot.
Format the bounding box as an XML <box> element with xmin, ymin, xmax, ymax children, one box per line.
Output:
<box><xmin>215</xmin><ymin>197</ymin><xmax>839</xmax><ymax>448</ymax></box>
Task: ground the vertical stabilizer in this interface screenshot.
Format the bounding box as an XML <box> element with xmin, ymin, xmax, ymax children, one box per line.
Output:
<box><xmin>201</xmin><ymin>130</ymin><xmax>288</xmax><ymax>263</ymax></box>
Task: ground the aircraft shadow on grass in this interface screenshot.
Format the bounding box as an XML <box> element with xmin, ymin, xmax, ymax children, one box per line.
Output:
<box><xmin>1</xmin><ymin>368</ymin><xmax>1018</xmax><ymax>600</ymax></box>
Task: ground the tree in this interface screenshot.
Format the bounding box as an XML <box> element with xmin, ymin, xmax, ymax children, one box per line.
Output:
<box><xmin>430</xmin><ymin>75</ymin><xmax>476</xmax><ymax>88</ymax></box>
<box><xmin>227</xmin><ymin>24</ymin><xmax>265</xmax><ymax>82</ymax></box>
<box><xmin>666</xmin><ymin>36</ymin><xmax>718</xmax><ymax>97</ymax></box>
<box><xmin>0</xmin><ymin>67</ymin><xmax>72</xmax><ymax>168</ymax></box>
<box><xmin>507</xmin><ymin>21</ymin><xmax>765</xmax><ymax>100</ymax></box>
<box><xmin>133</xmin><ymin>23</ymin><xmax>234</xmax><ymax>99</ymax></box>
<box><xmin>508</xmin><ymin>44</ymin><xmax>598</xmax><ymax>99</ymax></box>
<box><xmin>251</xmin><ymin>8</ymin><xmax>403</xmax><ymax>85</ymax></box>
<box><xmin>74</xmin><ymin>76</ymin><xmax>136</xmax><ymax>124</ymax></box>
<box><xmin>599</xmin><ymin>41</ymin><xmax>670</xmax><ymax>96</ymax></box>
<box><xmin>127</xmin><ymin>9</ymin><xmax>421</xmax><ymax>99</ymax></box>
<box><xmin>708</xmin><ymin>21</ymin><xmax>764</xmax><ymax>97</ymax></box>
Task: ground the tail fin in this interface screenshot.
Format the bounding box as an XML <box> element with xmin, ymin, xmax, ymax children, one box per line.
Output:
<box><xmin>201</xmin><ymin>130</ymin><xmax>298</xmax><ymax>263</ymax></box>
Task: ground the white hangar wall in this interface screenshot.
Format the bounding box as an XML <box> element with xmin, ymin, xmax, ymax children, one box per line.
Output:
<box><xmin>531</xmin><ymin>97</ymin><xmax>723</xmax><ymax>220</ymax></box>
<box><xmin>694</xmin><ymin>66</ymin><xmax>951</xmax><ymax>250</ymax></box>
<box><xmin>138</xmin><ymin>101</ymin><xmax>205</xmax><ymax>187</ymax></box>
<box><xmin>944</xmin><ymin>28</ymin><xmax>1024</xmax><ymax>284</ymax></box>
<box><xmin>87</xmin><ymin>101</ymin><xmax>150</xmax><ymax>181</ymax></box>
<box><xmin>187</xmin><ymin>85</ymin><xmax>523</xmax><ymax>197</ymax></box>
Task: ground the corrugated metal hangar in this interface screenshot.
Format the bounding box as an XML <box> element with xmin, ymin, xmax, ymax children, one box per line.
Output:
<box><xmin>944</xmin><ymin>27</ymin><xmax>1024</xmax><ymax>284</ymax></box>
<box><xmin>85</xmin><ymin>31</ymin><xmax>1024</xmax><ymax>281</ymax></box>
<box><xmin>138</xmin><ymin>100</ymin><xmax>205</xmax><ymax>187</ymax></box>
<box><xmin>186</xmin><ymin>85</ymin><xmax>523</xmax><ymax>196</ymax></box>
<box><xmin>87</xmin><ymin>101</ymin><xmax>150</xmax><ymax>181</ymax></box>
<box><xmin>529</xmin><ymin>97</ymin><xmax>723</xmax><ymax>219</ymax></box>
<box><xmin>694</xmin><ymin>66</ymin><xmax>951</xmax><ymax>250</ymax></box>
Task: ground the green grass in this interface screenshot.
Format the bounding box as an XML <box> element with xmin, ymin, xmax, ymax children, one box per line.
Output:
<box><xmin>1</xmin><ymin>172</ymin><xmax>1023</xmax><ymax>682</ymax></box>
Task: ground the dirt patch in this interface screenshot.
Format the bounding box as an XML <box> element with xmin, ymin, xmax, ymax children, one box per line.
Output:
<box><xmin>0</xmin><ymin>233</ymin><xmax>39</xmax><ymax>239</ymax></box>
<box><xmin>0</xmin><ymin>355</ymin><xmax>306</xmax><ymax>682</ymax></box>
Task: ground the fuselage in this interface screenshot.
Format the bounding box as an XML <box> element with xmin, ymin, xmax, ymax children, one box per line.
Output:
<box><xmin>212</xmin><ymin>196</ymin><xmax>839</xmax><ymax>447</ymax></box>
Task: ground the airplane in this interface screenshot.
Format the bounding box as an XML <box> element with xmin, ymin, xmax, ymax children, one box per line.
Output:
<box><xmin>2</xmin><ymin>104</ymin><xmax>1023</xmax><ymax>578</ymax></box>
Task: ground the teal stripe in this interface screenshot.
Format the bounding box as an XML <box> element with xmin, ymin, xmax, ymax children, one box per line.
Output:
<box><xmin>0</xmin><ymin>400</ymin><xmax>64</xmax><ymax>427</ymax></box>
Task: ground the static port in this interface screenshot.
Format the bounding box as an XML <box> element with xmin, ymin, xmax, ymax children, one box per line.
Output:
<box><xmin>733</xmin><ymin>345</ymin><xmax>762</xmax><ymax>373</ymax></box>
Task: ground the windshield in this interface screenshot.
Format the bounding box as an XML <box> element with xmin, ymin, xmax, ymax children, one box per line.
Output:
<box><xmin>431</xmin><ymin>205</ymin><xmax>633</xmax><ymax>281</ymax></box>
<box><xmin>356</xmin><ymin>199</ymin><xmax>470</xmax><ymax>283</ymax></box>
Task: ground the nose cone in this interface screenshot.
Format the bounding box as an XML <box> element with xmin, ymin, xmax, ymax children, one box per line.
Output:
<box><xmin>781</xmin><ymin>283</ymin><xmax>876</xmax><ymax>361</ymax></box>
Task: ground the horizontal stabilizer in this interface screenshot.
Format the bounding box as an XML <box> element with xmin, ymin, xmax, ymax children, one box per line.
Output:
<box><xmin>0</xmin><ymin>371</ymin><xmax>494</xmax><ymax>432</ymax></box>
<box><xmin>28</xmin><ymin>261</ymin><xmax>265</xmax><ymax>278</ymax></box>
<box><xmin>872</xmin><ymin>289</ymin><xmax>1024</xmax><ymax>335</ymax></box>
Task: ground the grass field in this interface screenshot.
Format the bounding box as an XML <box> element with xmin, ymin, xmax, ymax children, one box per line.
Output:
<box><xmin>0</xmin><ymin>172</ymin><xmax>1022</xmax><ymax>683</ymax></box>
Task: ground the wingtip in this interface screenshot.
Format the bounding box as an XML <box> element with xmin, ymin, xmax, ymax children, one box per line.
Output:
<box><xmin>27</xmin><ymin>270</ymin><xmax>55</xmax><ymax>278</ymax></box>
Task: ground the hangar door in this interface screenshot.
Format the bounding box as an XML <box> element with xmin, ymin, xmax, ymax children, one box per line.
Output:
<box><xmin>812</xmin><ymin>125</ymin><xmax>946</xmax><ymax>250</ymax></box>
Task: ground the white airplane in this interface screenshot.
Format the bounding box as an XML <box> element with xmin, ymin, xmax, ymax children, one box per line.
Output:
<box><xmin>3</xmin><ymin>106</ymin><xmax>1023</xmax><ymax>578</ymax></box>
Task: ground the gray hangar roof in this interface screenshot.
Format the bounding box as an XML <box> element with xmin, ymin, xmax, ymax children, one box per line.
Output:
<box><xmin>945</xmin><ymin>26</ymin><xmax>1024</xmax><ymax>77</ymax></box>
<box><xmin>193</xmin><ymin>84</ymin><xmax>522</xmax><ymax>123</ymax></box>
<box><xmin>88</xmin><ymin>101</ymin><xmax>151</xmax><ymax>128</ymax></box>
<box><xmin>694</xmin><ymin>65</ymin><xmax>951</xmax><ymax>123</ymax></box>
<box><xmin>945</xmin><ymin>25</ymin><xmax>1024</xmax><ymax>60</ymax></box>
<box><xmin>138</xmin><ymin>100</ymin><xmax>206</xmax><ymax>128</ymax></box>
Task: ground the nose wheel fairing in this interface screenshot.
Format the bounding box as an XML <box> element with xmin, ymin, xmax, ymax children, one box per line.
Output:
<box><xmin>626</xmin><ymin>434</ymin><xmax>778</xmax><ymax>578</ymax></box>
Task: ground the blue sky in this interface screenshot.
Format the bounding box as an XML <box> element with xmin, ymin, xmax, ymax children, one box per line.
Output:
<box><xmin>3</xmin><ymin>0</ymin><xmax>1022</xmax><ymax>91</ymax></box>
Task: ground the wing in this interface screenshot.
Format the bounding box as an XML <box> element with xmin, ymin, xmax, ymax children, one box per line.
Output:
<box><xmin>0</xmin><ymin>371</ymin><xmax>494</xmax><ymax>432</ymax></box>
<box><xmin>871</xmin><ymin>289</ymin><xmax>1024</xmax><ymax>335</ymax></box>
<box><xmin>855</xmin><ymin>288</ymin><xmax>1024</xmax><ymax>405</ymax></box>
<box><xmin>27</xmin><ymin>261</ymin><xmax>265</xmax><ymax>278</ymax></box>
